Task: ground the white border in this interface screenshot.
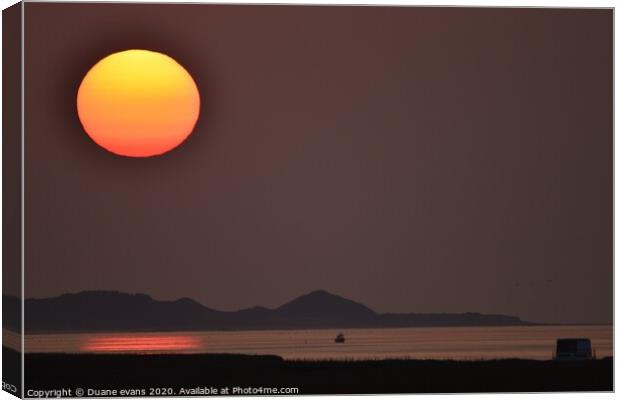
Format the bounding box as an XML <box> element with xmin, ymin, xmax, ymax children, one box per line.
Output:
<box><xmin>13</xmin><ymin>0</ymin><xmax>618</xmax><ymax>6</ymax></box>
<box><xmin>0</xmin><ymin>2</ymin><xmax>615</xmax><ymax>400</ymax></box>
<box><xmin>19</xmin><ymin>1</ymin><xmax>24</xmax><ymax>397</ymax></box>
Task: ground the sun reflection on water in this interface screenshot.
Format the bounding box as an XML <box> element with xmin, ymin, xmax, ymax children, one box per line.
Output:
<box><xmin>81</xmin><ymin>335</ymin><xmax>201</xmax><ymax>353</ymax></box>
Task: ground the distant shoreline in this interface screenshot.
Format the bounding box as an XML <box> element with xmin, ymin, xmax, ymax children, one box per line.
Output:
<box><xmin>4</xmin><ymin>322</ymin><xmax>612</xmax><ymax>337</ymax></box>
<box><xmin>4</xmin><ymin>290</ymin><xmax>535</xmax><ymax>333</ymax></box>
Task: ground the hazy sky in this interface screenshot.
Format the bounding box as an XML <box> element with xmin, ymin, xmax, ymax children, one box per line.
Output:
<box><xmin>22</xmin><ymin>4</ymin><xmax>612</xmax><ymax>324</ymax></box>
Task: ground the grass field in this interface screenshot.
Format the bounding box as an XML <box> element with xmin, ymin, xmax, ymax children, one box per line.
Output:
<box><xmin>3</xmin><ymin>347</ymin><xmax>612</xmax><ymax>396</ymax></box>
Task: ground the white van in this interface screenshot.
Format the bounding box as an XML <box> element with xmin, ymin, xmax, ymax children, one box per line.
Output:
<box><xmin>553</xmin><ymin>338</ymin><xmax>594</xmax><ymax>360</ymax></box>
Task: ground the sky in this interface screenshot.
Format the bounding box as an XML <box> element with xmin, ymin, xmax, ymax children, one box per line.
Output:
<box><xmin>20</xmin><ymin>4</ymin><xmax>612</xmax><ymax>324</ymax></box>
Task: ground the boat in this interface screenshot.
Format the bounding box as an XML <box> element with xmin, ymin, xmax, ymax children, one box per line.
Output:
<box><xmin>334</xmin><ymin>333</ymin><xmax>345</xmax><ymax>343</ymax></box>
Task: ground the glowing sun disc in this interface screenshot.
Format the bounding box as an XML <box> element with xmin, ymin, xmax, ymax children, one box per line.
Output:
<box><xmin>77</xmin><ymin>49</ymin><xmax>200</xmax><ymax>157</ymax></box>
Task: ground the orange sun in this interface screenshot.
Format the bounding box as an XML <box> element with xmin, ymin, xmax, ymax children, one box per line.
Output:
<box><xmin>77</xmin><ymin>49</ymin><xmax>200</xmax><ymax>157</ymax></box>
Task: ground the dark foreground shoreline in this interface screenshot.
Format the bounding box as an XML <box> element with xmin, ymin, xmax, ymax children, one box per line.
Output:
<box><xmin>4</xmin><ymin>348</ymin><xmax>613</xmax><ymax>396</ymax></box>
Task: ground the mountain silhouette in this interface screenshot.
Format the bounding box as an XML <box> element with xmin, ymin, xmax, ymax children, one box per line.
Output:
<box><xmin>275</xmin><ymin>290</ymin><xmax>377</xmax><ymax>328</ymax></box>
<box><xmin>4</xmin><ymin>290</ymin><xmax>530</xmax><ymax>333</ymax></box>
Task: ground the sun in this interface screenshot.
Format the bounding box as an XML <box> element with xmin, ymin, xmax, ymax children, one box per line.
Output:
<box><xmin>77</xmin><ymin>49</ymin><xmax>200</xmax><ymax>157</ymax></box>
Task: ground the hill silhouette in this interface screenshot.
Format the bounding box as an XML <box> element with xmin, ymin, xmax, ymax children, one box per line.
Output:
<box><xmin>275</xmin><ymin>290</ymin><xmax>378</xmax><ymax>328</ymax></box>
<box><xmin>4</xmin><ymin>290</ymin><xmax>530</xmax><ymax>333</ymax></box>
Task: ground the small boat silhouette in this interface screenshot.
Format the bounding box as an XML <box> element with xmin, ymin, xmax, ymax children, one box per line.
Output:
<box><xmin>334</xmin><ymin>333</ymin><xmax>345</xmax><ymax>343</ymax></box>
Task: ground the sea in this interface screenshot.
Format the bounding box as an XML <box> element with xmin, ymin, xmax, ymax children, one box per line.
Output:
<box><xmin>10</xmin><ymin>325</ymin><xmax>613</xmax><ymax>361</ymax></box>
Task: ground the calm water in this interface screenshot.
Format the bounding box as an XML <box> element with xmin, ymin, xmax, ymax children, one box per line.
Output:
<box><xmin>15</xmin><ymin>325</ymin><xmax>613</xmax><ymax>360</ymax></box>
